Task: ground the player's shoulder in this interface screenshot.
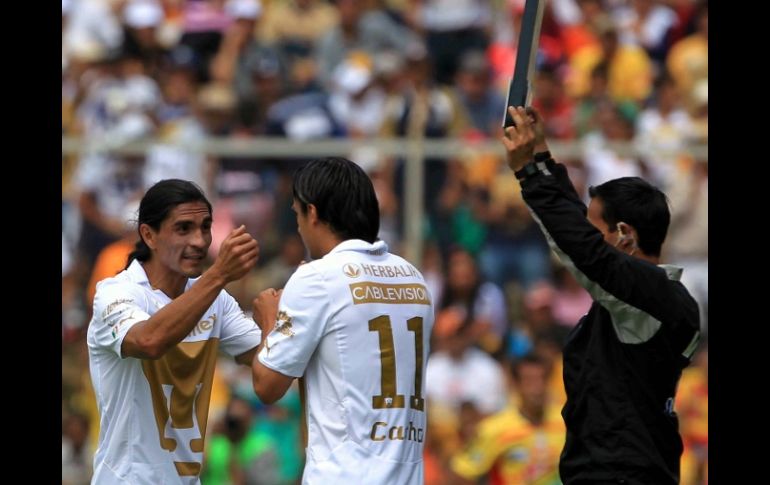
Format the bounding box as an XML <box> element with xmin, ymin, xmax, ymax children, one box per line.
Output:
<box><xmin>94</xmin><ymin>268</ymin><xmax>143</xmax><ymax>299</ymax></box>
<box><xmin>91</xmin><ymin>278</ymin><xmax>149</xmax><ymax>328</ymax></box>
<box><xmin>285</xmin><ymin>260</ymin><xmax>326</xmax><ymax>289</ymax></box>
<box><xmin>313</xmin><ymin>249</ymin><xmax>362</xmax><ymax>281</ymax></box>
<box><xmin>301</xmin><ymin>247</ymin><xmax>381</xmax><ymax>279</ymax></box>
<box><xmin>92</xmin><ymin>263</ymin><xmax>154</xmax><ymax>314</ymax></box>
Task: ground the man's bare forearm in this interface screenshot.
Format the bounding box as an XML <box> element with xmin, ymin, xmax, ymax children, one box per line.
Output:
<box><xmin>122</xmin><ymin>269</ymin><xmax>227</xmax><ymax>359</ymax></box>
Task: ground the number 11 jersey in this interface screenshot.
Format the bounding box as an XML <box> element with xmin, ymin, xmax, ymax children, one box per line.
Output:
<box><xmin>258</xmin><ymin>239</ymin><xmax>435</xmax><ymax>484</ymax></box>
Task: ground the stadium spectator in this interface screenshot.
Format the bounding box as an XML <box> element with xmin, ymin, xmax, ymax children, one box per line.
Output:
<box><xmin>676</xmin><ymin>339</ymin><xmax>708</xmax><ymax>485</ymax></box>
<box><xmin>450</xmin><ymin>355</ymin><xmax>565</xmax><ymax>484</ymax></box>
<box><xmin>62</xmin><ymin>412</ymin><xmax>94</xmax><ymax>485</ymax></box>
<box><xmin>201</xmin><ymin>396</ymin><xmax>281</xmax><ymax>485</ymax></box>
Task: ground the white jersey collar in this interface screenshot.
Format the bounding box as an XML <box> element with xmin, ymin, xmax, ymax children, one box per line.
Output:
<box><xmin>126</xmin><ymin>259</ymin><xmax>152</xmax><ymax>286</ymax></box>
<box><xmin>125</xmin><ymin>259</ymin><xmax>196</xmax><ymax>293</ymax></box>
<box><xmin>327</xmin><ymin>239</ymin><xmax>389</xmax><ymax>257</ymax></box>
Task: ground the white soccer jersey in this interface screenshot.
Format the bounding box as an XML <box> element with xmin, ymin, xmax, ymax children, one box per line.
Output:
<box><xmin>258</xmin><ymin>239</ymin><xmax>435</xmax><ymax>484</ymax></box>
<box><xmin>86</xmin><ymin>260</ymin><xmax>261</xmax><ymax>485</ymax></box>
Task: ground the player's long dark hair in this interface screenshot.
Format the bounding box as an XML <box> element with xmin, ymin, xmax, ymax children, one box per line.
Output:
<box><xmin>292</xmin><ymin>157</ymin><xmax>380</xmax><ymax>243</ymax></box>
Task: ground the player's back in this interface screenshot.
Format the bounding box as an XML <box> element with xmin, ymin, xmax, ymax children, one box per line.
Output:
<box><xmin>269</xmin><ymin>239</ymin><xmax>434</xmax><ymax>484</ymax></box>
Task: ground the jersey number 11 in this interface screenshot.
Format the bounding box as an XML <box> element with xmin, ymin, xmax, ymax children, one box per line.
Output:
<box><xmin>369</xmin><ymin>315</ymin><xmax>425</xmax><ymax>412</ymax></box>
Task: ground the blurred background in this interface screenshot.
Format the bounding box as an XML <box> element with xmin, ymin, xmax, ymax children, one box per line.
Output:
<box><xmin>61</xmin><ymin>0</ymin><xmax>708</xmax><ymax>484</ymax></box>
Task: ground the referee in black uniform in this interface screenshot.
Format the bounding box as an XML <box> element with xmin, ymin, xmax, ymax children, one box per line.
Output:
<box><xmin>500</xmin><ymin>106</ymin><xmax>701</xmax><ymax>485</ymax></box>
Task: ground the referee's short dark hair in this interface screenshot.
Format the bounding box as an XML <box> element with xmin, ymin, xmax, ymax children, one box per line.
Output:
<box><xmin>589</xmin><ymin>177</ymin><xmax>670</xmax><ymax>257</ymax></box>
<box><xmin>292</xmin><ymin>157</ymin><xmax>380</xmax><ymax>243</ymax></box>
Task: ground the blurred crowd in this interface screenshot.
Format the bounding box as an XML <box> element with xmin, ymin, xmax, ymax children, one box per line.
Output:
<box><xmin>61</xmin><ymin>1</ymin><xmax>708</xmax><ymax>484</ymax></box>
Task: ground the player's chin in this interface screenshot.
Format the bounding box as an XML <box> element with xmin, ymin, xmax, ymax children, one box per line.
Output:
<box><xmin>180</xmin><ymin>258</ymin><xmax>205</xmax><ymax>277</ymax></box>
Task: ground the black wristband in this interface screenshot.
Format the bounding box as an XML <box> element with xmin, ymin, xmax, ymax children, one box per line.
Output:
<box><xmin>514</xmin><ymin>161</ymin><xmax>538</xmax><ymax>181</ymax></box>
<box><xmin>534</xmin><ymin>150</ymin><xmax>551</xmax><ymax>162</ymax></box>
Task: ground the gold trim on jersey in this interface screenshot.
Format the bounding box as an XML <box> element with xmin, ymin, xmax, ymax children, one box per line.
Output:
<box><xmin>174</xmin><ymin>461</ymin><xmax>202</xmax><ymax>476</ymax></box>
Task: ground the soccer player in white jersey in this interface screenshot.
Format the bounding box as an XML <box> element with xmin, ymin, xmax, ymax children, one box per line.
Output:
<box><xmin>250</xmin><ymin>157</ymin><xmax>436</xmax><ymax>484</ymax></box>
<box><xmin>87</xmin><ymin>179</ymin><xmax>263</xmax><ymax>485</ymax></box>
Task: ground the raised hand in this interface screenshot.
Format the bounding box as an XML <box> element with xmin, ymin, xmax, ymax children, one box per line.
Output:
<box><xmin>500</xmin><ymin>106</ymin><xmax>537</xmax><ymax>172</ymax></box>
<box><xmin>252</xmin><ymin>288</ymin><xmax>283</xmax><ymax>335</ymax></box>
<box><xmin>210</xmin><ymin>225</ymin><xmax>260</xmax><ymax>283</ymax></box>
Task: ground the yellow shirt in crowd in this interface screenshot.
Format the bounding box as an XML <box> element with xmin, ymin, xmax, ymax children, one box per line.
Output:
<box><xmin>452</xmin><ymin>404</ymin><xmax>565</xmax><ymax>485</ymax></box>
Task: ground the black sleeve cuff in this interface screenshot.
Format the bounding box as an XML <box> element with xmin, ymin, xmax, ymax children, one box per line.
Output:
<box><xmin>515</xmin><ymin>160</ymin><xmax>553</xmax><ymax>181</ymax></box>
<box><xmin>534</xmin><ymin>150</ymin><xmax>551</xmax><ymax>162</ymax></box>
<box><xmin>515</xmin><ymin>161</ymin><xmax>537</xmax><ymax>180</ymax></box>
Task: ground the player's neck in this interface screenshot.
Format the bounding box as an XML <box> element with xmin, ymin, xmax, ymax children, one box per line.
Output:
<box><xmin>314</xmin><ymin>230</ymin><xmax>343</xmax><ymax>259</ymax></box>
<box><xmin>141</xmin><ymin>260</ymin><xmax>188</xmax><ymax>298</ymax></box>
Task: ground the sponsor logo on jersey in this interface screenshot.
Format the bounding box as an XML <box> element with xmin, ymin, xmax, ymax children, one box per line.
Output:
<box><xmin>110</xmin><ymin>311</ymin><xmax>136</xmax><ymax>339</ymax></box>
<box><xmin>349</xmin><ymin>282</ymin><xmax>431</xmax><ymax>305</ymax></box>
<box><xmin>370</xmin><ymin>420</ymin><xmax>425</xmax><ymax>443</ymax></box>
<box><xmin>360</xmin><ymin>263</ymin><xmax>419</xmax><ymax>278</ymax></box>
<box><xmin>188</xmin><ymin>314</ymin><xmax>217</xmax><ymax>338</ymax></box>
<box><xmin>342</xmin><ymin>263</ymin><xmax>361</xmax><ymax>278</ymax></box>
<box><xmin>102</xmin><ymin>299</ymin><xmax>135</xmax><ymax>324</ymax></box>
<box><xmin>274</xmin><ymin>310</ymin><xmax>295</xmax><ymax>337</ymax></box>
